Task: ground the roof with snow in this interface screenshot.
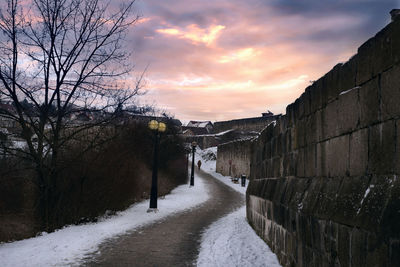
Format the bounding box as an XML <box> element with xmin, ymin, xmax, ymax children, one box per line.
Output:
<box><xmin>187</xmin><ymin>121</ymin><xmax>213</xmax><ymax>128</ymax></box>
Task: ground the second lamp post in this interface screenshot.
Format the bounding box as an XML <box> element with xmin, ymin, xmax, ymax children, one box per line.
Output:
<box><xmin>147</xmin><ymin>120</ymin><xmax>167</xmax><ymax>212</ymax></box>
<box><xmin>190</xmin><ymin>141</ymin><xmax>197</xmax><ymax>186</ymax></box>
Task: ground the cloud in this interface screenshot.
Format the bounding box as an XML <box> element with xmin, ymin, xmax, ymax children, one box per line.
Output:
<box><xmin>156</xmin><ymin>24</ymin><xmax>226</xmax><ymax>46</ymax></box>
<box><xmin>129</xmin><ymin>0</ymin><xmax>399</xmax><ymax>121</ymax></box>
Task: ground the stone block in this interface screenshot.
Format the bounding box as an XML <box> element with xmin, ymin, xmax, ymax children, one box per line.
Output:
<box><xmin>313</xmin><ymin>177</ymin><xmax>343</xmax><ymax>220</ymax></box>
<box><xmin>371</xmin><ymin>25</ymin><xmax>394</xmax><ymax>76</ymax></box>
<box><xmin>392</xmin><ymin>19</ymin><xmax>400</xmax><ymax>64</ymax></box>
<box><xmin>356</xmin><ymin>37</ymin><xmax>374</xmax><ymax>85</ymax></box>
<box><xmin>282</xmin><ymin>153</ymin><xmax>290</xmax><ymax>177</ymax></box>
<box><xmin>280</xmin><ymin>178</ymin><xmax>294</xmax><ymax>206</ymax></box>
<box><xmin>337</xmin><ymin>85</ymin><xmax>359</xmax><ymax>135</ymax></box>
<box><xmin>322</xmin><ymin>100</ymin><xmax>339</xmax><ymax>140</ymax></box>
<box><xmin>272</xmin><ymin>138</ymin><xmax>278</xmax><ymax>159</ymax></box>
<box><xmin>310</xmin><ymin>78</ymin><xmax>323</xmax><ymax>112</ymax></box>
<box><xmin>288</xmin><ymin>178</ymin><xmax>311</xmax><ymax>211</ymax></box>
<box><xmin>292</xmin><ymin>126</ymin><xmax>299</xmax><ymax>150</ymax></box>
<box><xmin>357</xmin><ymin>175</ymin><xmax>395</xmax><ymax>232</ymax></box>
<box><xmin>277</xmin><ymin>134</ymin><xmax>284</xmax><ymax>156</ymax></box>
<box><xmin>366</xmin><ymin>233</ymin><xmax>389</xmax><ymax>267</ymax></box>
<box><xmin>331</xmin><ymin>176</ymin><xmax>370</xmax><ymax>226</ymax></box>
<box><xmin>305</xmin><ymin>113</ymin><xmax>317</xmax><ymax>145</ymax></box>
<box><xmin>265</xmin><ymin>140</ymin><xmax>272</xmax><ymax>159</ymax></box>
<box><xmin>298</xmin><ymin>93</ymin><xmax>305</xmax><ymax>120</ymax></box>
<box><xmin>261</xmin><ymin>178</ymin><xmax>277</xmax><ymax>200</ymax></box>
<box><xmin>304</xmin><ymin>144</ymin><xmax>316</xmax><ymax>177</ymax></box>
<box><xmin>300</xmin><ymin>178</ymin><xmax>321</xmax><ymax>214</ymax></box>
<box><xmin>315</xmin><ymin>110</ymin><xmax>323</xmax><ymax>142</ymax></box>
<box><xmin>381</xmin><ymin>64</ymin><xmax>400</xmax><ymax>120</ymax></box>
<box><xmin>326</xmin><ymin>135</ymin><xmax>349</xmax><ymax>177</ymax></box>
<box><xmin>304</xmin><ymin>87</ymin><xmax>312</xmax><ymax>116</ymax></box>
<box><xmin>281</xmin><ymin>132</ymin><xmax>288</xmax><ymax>156</ymax></box>
<box><xmin>311</xmin><ymin>216</ymin><xmax>324</xmax><ymax>254</ymax></box>
<box><xmin>286</xmin><ymin>103</ymin><xmax>295</xmax><ymax>126</ymax></box>
<box><xmin>272</xmin><ymin>178</ymin><xmax>288</xmax><ymax>204</ymax></box>
<box><xmin>349</xmin><ymin>128</ymin><xmax>368</xmax><ymax>176</ymax></box>
<box><xmin>296</xmin><ymin>148</ymin><xmax>305</xmax><ymax>177</ymax></box>
<box><xmin>368</xmin><ymin>120</ymin><xmax>396</xmax><ymax>174</ymax></box>
<box><xmin>337</xmin><ymin>225</ymin><xmax>351</xmax><ymax>267</ymax></box>
<box><xmin>273</xmin><ymin>157</ymin><xmax>281</xmax><ymax>177</ymax></box>
<box><xmin>285</xmin><ymin>129</ymin><xmax>292</xmax><ymax>153</ymax></box>
<box><xmin>397</xmin><ymin>119</ymin><xmax>400</xmax><ymax>175</ymax></box>
<box><xmin>325</xmin><ymin>63</ymin><xmax>342</xmax><ymax>102</ymax></box>
<box><xmin>295</xmin><ymin>119</ymin><xmax>306</xmax><ymax>148</ymax></box>
<box><xmin>273</xmin><ymin>119</ymin><xmax>281</xmax><ymax>137</ymax></box>
<box><xmin>293</xmin><ymin>99</ymin><xmax>300</xmax><ymax>122</ymax></box>
<box><xmin>351</xmin><ymin>228</ymin><xmax>368</xmax><ymax>267</ymax></box>
<box><xmin>359</xmin><ymin>78</ymin><xmax>380</xmax><ymax>127</ymax></box>
<box><xmin>272</xmin><ymin>202</ymin><xmax>285</xmax><ymax>227</ymax></box>
<box><xmin>266</xmin><ymin>158</ymin><xmax>274</xmax><ymax>178</ymax></box>
<box><xmin>381</xmin><ymin>175</ymin><xmax>400</xmax><ymax>239</ymax></box>
<box><xmin>316</xmin><ymin>141</ymin><xmax>327</xmax><ymax>177</ymax></box>
<box><xmin>338</xmin><ymin>56</ymin><xmax>357</xmax><ymax>93</ymax></box>
<box><xmin>391</xmin><ymin>241</ymin><xmax>400</xmax><ymax>267</ymax></box>
<box><xmin>264</xmin><ymin>123</ymin><xmax>275</xmax><ymax>141</ymax></box>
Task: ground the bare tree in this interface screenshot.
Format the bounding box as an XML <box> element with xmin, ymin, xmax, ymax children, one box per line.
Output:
<box><xmin>0</xmin><ymin>0</ymin><xmax>141</xmax><ymax>229</ymax></box>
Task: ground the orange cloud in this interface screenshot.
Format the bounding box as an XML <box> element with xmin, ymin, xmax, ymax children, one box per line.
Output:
<box><xmin>218</xmin><ymin>48</ymin><xmax>261</xmax><ymax>63</ymax></box>
<box><xmin>137</xmin><ymin>17</ymin><xmax>152</xmax><ymax>24</ymax></box>
<box><xmin>156</xmin><ymin>24</ymin><xmax>225</xmax><ymax>46</ymax></box>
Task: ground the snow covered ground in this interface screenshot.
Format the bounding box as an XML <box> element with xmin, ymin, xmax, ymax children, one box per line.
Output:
<box><xmin>196</xmin><ymin>147</ymin><xmax>281</xmax><ymax>267</ymax></box>
<box><xmin>197</xmin><ymin>206</ymin><xmax>281</xmax><ymax>267</ymax></box>
<box><xmin>0</xmin><ymin>176</ymin><xmax>209</xmax><ymax>267</ymax></box>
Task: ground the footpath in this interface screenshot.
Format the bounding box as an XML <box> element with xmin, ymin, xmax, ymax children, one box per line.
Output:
<box><xmin>83</xmin><ymin>169</ymin><xmax>244</xmax><ymax>267</ymax></box>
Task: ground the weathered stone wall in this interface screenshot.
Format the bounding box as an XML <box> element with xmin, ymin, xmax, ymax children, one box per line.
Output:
<box><xmin>216</xmin><ymin>139</ymin><xmax>253</xmax><ymax>178</ymax></box>
<box><xmin>246</xmin><ymin>17</ymin><xmax>400</xmax><ymax>266</ymax></box>
<box><xmin>214</xmin><ymin>116</ymin><xmax>278</xmax><ymax>133</ymax></box>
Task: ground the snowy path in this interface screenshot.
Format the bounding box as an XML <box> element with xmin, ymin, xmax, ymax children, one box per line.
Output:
<box><xmin>83</xmin><ymin>169</ymin><xmax>244</xmax><ymax>266</ymax></box>
<box><xmin>196</xmin><ymin>160</ymin><xmax>281</xmax><ymax>267</ymax></box>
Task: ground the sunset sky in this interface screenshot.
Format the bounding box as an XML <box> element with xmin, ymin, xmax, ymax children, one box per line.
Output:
<box><xmin>129</xmin><ymin>0</ymin><xmax>398</xmax><ymax>122</ymax></box>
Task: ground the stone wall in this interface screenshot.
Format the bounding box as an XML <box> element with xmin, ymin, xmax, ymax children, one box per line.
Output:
<box><xmin>246</xmin><ymin>17</ymin><xmax>400</xmax><ymax>266</ymax></box>
<box><xmin>213</xmin><ymin>116</ymin><xmax>278</xmax><ymax>133</ymax></box>
<box><xmin>216</xmin><ymin>138</ymin><xmax>253</xmax><ymax>178</ymax></box>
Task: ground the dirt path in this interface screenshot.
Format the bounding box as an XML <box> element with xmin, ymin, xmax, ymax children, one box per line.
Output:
<box><xmin>83</xmin><ymin>169</ymin><xmax>244</xmax><ymax>267</ymax></box>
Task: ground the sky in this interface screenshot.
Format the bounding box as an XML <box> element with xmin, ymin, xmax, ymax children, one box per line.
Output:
<box><xmin>128</xmin><ymin>0</ymin><xmax>399</xmax><ymax>122</ymax></box>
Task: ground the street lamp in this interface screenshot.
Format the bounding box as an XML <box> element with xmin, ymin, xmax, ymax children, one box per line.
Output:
<box><xmin>147</xmin><ymin>119</ymin><xmax>167</xmax><ymax>212</ymax></box>
<box><xmin>190</xmin><ymin>141</ymin><xmax>197</xmax><ymax>187</ymax></box>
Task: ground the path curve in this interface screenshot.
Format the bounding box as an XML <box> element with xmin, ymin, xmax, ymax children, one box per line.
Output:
<box><xmin>83</xmin><ymin>169</ymin><xmax>244</xmax><ymax>267</ymax></box>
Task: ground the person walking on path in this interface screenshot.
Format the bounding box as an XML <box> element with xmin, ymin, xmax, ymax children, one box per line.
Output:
<box><xmin>197</xmin><ymin>160</ymin><xmax>202</xmax><ymax>170</ymax></box>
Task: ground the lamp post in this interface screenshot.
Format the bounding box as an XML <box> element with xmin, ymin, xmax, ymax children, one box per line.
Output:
<box><xmin>190</xmin><ymin>141</ymin><xmax>197</xmax><ymax>187</ymax></box>
<box><xmin>147</xmin><ymin>120</ymin><xmax>167</xmax><ymax>212</ymax></box>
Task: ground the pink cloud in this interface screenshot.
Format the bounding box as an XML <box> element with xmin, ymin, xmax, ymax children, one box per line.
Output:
<box><xmin>156</xmin><ymin>24</ymin><xmax>226</xmax><ymax>46</ymax></box>
<box><xmin>129</xmin><ymin>0</ymin><xmax>394</xmax><ymax>121</ymax></box>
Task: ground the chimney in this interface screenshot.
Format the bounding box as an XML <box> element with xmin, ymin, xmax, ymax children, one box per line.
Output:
<box><xmin>390</xmin><ymin>9</ymin><xmax>400</xmax><ymax>22</ymax></box>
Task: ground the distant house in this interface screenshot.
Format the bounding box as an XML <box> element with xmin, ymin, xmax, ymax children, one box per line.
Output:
<box><xmin>185</xmin><ymin>121</ymin><xmax>213</xmax><ymax>134</ymax></box>
<box><xmin>262</xmin><ymin>110</ymin><xmax>274</xmax><ymax>117</ymax></box>
<box><xmin>182</xmin><ymin>127</ymin><xmax>209</xmax><ymax>136</ymax></box>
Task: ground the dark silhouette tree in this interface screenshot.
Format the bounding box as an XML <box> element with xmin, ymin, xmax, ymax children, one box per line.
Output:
<box><xmin>0</xmin><ymin>0</ymin><xmax>141</xmax><ymax>230</ymax></box>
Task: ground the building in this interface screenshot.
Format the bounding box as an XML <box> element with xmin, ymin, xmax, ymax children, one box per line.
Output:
<box><xmin>185</xmin><ymin>121</ymin><xmax>213</xmax><ymax>133</ymax></box>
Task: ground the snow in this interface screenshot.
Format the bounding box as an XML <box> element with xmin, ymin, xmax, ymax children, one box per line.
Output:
<box><xmin>357</xmin><ymin>184</ymin><xmax>375</xmax><ymax>214</ymax></box>
<box><xmin>195</xmin><ymin>147</ymin><xmax>282</xmax><ymax>267</ymax></box>
<box><xmin>0</xmin><ymin>176</ymin><xmax>209</xmax><ymax>267</ymax></box>
<box><xmin>187</xmin><ymin>121</ymin><xmax>211</xmax><ymax>128</ymax></box>
<box><xmin>339</xmin><ymin>86</ymin><xmax>360</xmax><ymax>96</ymax></box>
<box><xmin>197</xmin><ymin>207</ymin><xmax>281</xmax><ymax>267</ymax></box>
